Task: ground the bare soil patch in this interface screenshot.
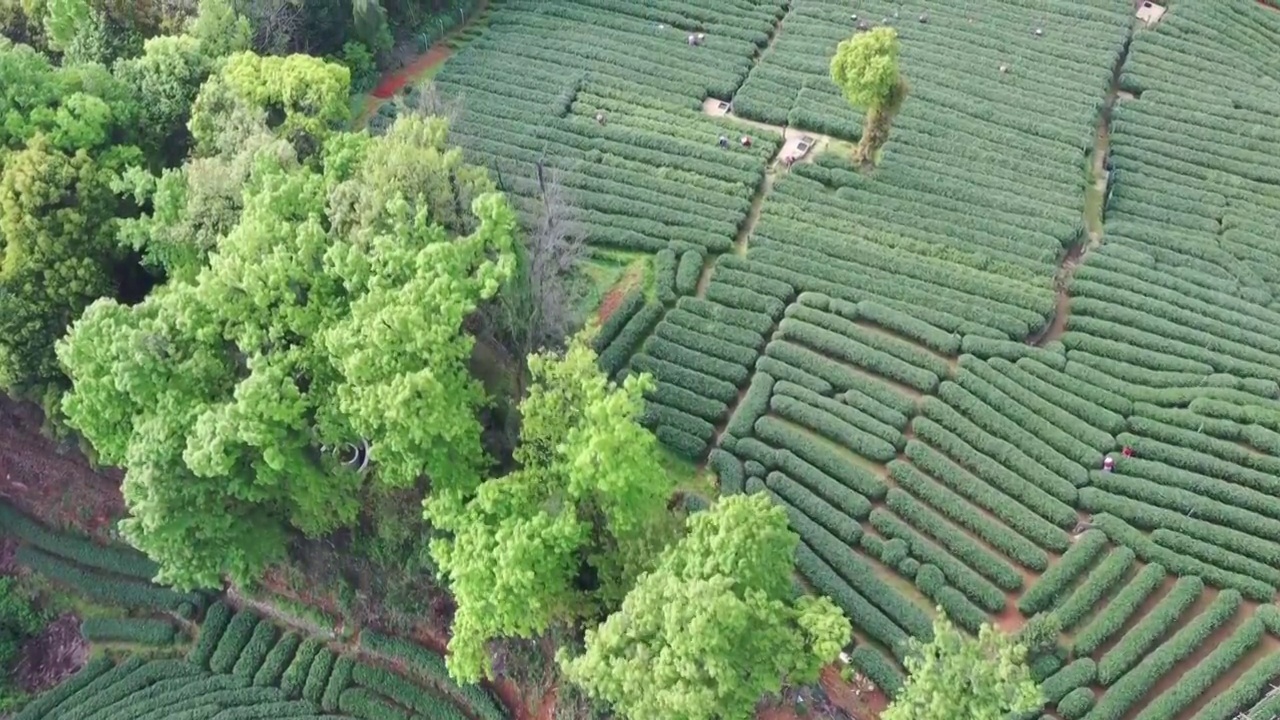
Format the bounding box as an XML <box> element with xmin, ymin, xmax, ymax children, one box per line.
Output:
<box><xmin>14</xmin><ymin>613</ymin><xmax>88</xmax><ymax>695</ymax></box>
<box><xmin>595</xmin><ymin>263</ymin><xmax>645</xmax><ymax>324</ymax></box>
<box><xmin>0</xmin><ymin>397</ymin><xmax>123</xmax><ymax>540</ymax></box>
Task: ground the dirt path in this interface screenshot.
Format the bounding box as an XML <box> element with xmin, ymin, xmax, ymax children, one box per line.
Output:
<box><xmin>354</xmin><ymin>0</ymin><xmax>489</xmax><ymax>126</ymax></box>
<box><xmin>1031</xmin><ymin>25</ymin><xmax>1134</xmax><ymax>347</ymax></box>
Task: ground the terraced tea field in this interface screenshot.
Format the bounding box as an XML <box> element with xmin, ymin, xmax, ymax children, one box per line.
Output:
<box><xmin>13</xmin><ymin>0</ymin><xmax>1280</xmax><ymax>717</ymax></box>
<box><xmin>412</xmin><ymin>0</ymin><xmax>1280</xmax><ymax>716</ymax></box>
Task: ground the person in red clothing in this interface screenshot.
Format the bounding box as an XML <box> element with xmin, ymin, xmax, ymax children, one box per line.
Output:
<box><xmin>1121</xmin><ymin>445</ymin><xmax>1134</xmax><ymax>458</ymax></box>
<box><xmin>740</xmin><ymin>135</ymin><xmax>752</xmax><ymax>148</ymax></box>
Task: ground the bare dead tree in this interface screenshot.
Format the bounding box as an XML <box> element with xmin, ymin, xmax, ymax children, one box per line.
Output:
<box><xmin>243</xmin><ymin>0</ymin><xmax>303</xmax><ymax>55</ymax></box>
<box><xmin>407</xmin><ymin>81</ymin><xmax>466</xmax><ymax>128</ymax></box>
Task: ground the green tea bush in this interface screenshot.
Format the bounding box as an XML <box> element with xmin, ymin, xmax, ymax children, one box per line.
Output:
<box><xmin>1097</xmin><ymin>576</ymin><xmax>1205</xmax><ymax>685</ymax></box>
<box><xmin>321</xmin><ymin>656</ymin><xmax>354</xmax><ymax>712</ymax></box>
<box><xmin>1017</xmin><ymin>530</ymin><xmax>1107</xmax><ymax>615</ymax></box>
<box><xmin>301</xmin><ymin>648</ymin><xmax>335</xmax><ymax>704</ymax></box>
<box><xmin>1053</xmin><ymin>547</ymin><xmax>1135</xmax><ymax>630</ymax></box>
<box><xmin>592</xmin><ymin>290</ymin><xmax>643</xmax><ymax>352</ymax></box>
<box><xmin>774</xmin><ymin>449</ymin><xmax>872</xmax><ymax>520</ymax></box>
<box><xmin>675</xmin><ymin>251</ymin><xmax>703</xmax><ymax>295</ymax></box>
<box><xmin>359</xmin><ymin>631</ymin><xmax>506</xmax><ymax>720</ymax></box>
<box><xmin>253</xmin><ymin>632</ymin><xmax>301</xmax><ymax>687</ymax></box>
<box><xmin>869</xmin><ymin>508</ymin><xmax>1005</xmax><ymax>612</ymax></box>
<box><xmin>337</xmin><ymin>687</ymin><xmax>411</xmax><ymax>720</ymax></box>
<box><xmin>725</xmin><ymin>372</ymin><xmax>774</xmax><ymax>437</ymax></box>
<box><xmin>765</xmin><ymin>472</ymin><xmax>862</xmax><ymax>546</ymax></box>
<box><xmin>1057</xmin><ymin>687</ymin><xmax>1095</xmax><ymax>720</ymax></box>
<box><xmin>794</xmin><ymin>543</ymin><xmax>909</xmax><ymax>657</ymax></box>
<box><xmin>654</xmin><ymin>249</ymin><xmax>677</xmax><ymax>304</ymax></box>
<box><xmin>757</xmin><ymin>350</ymin><xmax>834</xmax><ymax>395</ymax></box>
<box><xmin>599</xmin><ymin>302</ymin><xmax>663</xmax><ymax>376</ymax></box>
<box><xmin>754</xmin><ymin>418</ymin><xmax>887</xmax><ymax>500</ymax></box>
<box><xmin>351</xmin><ymin>664</ymin><xmax>468</xmax><ymax>720</ymax></box>
<box><xmin>770</xmin><ymin>395</ymin><xmax>897</xmax><ymax>462</ymax></box>
<box><xmin>11</xmin><ymin>656</ymin><xmax>112</xmax><ymax>720</ymax></box>
<box><xmin>280</xmin><ymin>638</ymin><xmax>323</xmax><ymax>699</ymax></box>
<box><xmin>904</xmin><ymin>440</ymin><xmax>1069</xmax><ymax>552</ymax></box>
<box><xmin>889</xmin><ymin>460</ymin><xmax>1049</xmax><ymax>571</ymax></box>
<box><xmin>209</xmin><ymin>612</ymin><xmax>260</xmax><ymax>675</ymax></box>
<box><xmin>1090</xmin><ymin>591</ymin><xmax>1241</xmax><ymax>720</ymax></box>
<box><xmin>708</xmin><ymin>449</ymin><xmax>744</xmax><ymax>496</ymax></box>
<box><xmin>1072</xmin><ymin>564</ymin><xmax>1165</xmax><ymax>656</ymax></box>
<box><xmin>1041</xmin><ymin>658</ymin><xmax>1095</xmax><ymax>704</ymax></box>
<box><xmin>1133</xmin><ymin>617</ymin><xmax>1262</xmax><ymax>720</ymax></box>
<box><xmin>849</xmin><ymin>646</ymin><xmax>904</xmax><ymax>697</ymax></box>
<box><xmin>232</xmin><ymin>621</ymin><xmax>279</xmax><ymax>681</ymax></box>
<box><xmin>79</xmin><ymin>618</ymin><xmax>177</xmax><ymax>646</ymax></box>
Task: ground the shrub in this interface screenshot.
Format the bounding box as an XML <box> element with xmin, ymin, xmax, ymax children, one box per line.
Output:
<box><xmin>653</xmin><ymin>322</ymin><xmax>758</xmax><ymax>366</ymax></box>
<box><xmin>654</xmin><ymin>249</ymin><xmax>677</xmax><ymax>303</ymax></box>
<box><xmin>1057</xmin><ymin>687</ymin><xmax>1095</xmax><ymax>720</ymax></box>
<box><xmin>655</xmin><ymin>424</ymin><xmax>707</xmax><ymax>459</ymax></box>
<box><xmin>960</xmin><ymin>356</ymin><xmax>1114</xmax><ymax>453</ymax></box>
<box><xmin>770</xmin><ymin>395</ymin><xmax>897</xmax><ymax>462</ymax></box>
<box><xmin>708</xmin><ymin>449</ymin><xmax>744</xmax><ymax>496</ymax></box>
<box><xmin>754</xmin><ymin>417</ymin><xmax>887</xmax><ymax>499</ymax></box>
<box><xmin>593</xmin><ymin>290</ymin><xmax>643</xmax><ymax>351</ymax></box>
<box><xmin>778</xmin><ymin>318</ymin><xmax>939</xmax><ymax>393</ymax></box>
<box><xmin>1090</xmin><ymin>591</ymin><xmax>1241</xmax><ymax>720</ymax></box>
<box><xmin>280</xmin><ymin>638</ymin><xmax>323</xmax><ymax>699</ymax></box>
<box><xmin>253</xmin><ymin>632</ymin><xmax>301</xmax><ymax>687</ymax></box>
<box><xmin>359</xmin><ymin>631</ymin><xmax>506</xmax><ymax>720</ymax></box>
<box><xmin>1041</xmin><ymin>658</ymin><xmax>1095</xmax><ymax>704</ymax></box>
<box><xmin>56</xmin><ymin>658</ymin><xmax>201</xmax><ymax>720</ymax></box>
<box><xmin>1017</xmin><ymin>530</ymin><xmax>1107</xmax><ymax>615</ymax></box>
<box><xmin>232</xmin><ymin>620</ymin><xmax>279</xmax><ymax>681</ymax></box>
<box><xmin>1072</xmin><ymin>564</ymin><xmax>1165</xmax><ymax>656</ymax></box>
<box><xmin>643</xmin><ymin>336</ymin><xmax>750</xmax><ymax>384</ymax></box>
<box><xmin>868</xmin><ymin>509</ymin><xmax>1005</xmax><ymax>613</ymax></box>
<box><xmin>0</xmin><ymin>505</ymin><xmax>158</xmax><ymax>581</ymax></box>
<box><xmin>675</xmin><ymin>250</ymin><xmax>703</xmax><ymax>295</ymax></box>
<box><xmin>188</xmin><ymin>601</ymin><xmax>233</xmax><ymax>669</ymax></box>
<box><xmin>1134</xmin><ymin>617</ymin><xmax>1263</xmax><ymax>720</ymax></box>
<box><xmin>765</xmin><ymin>471</ymin><xmax>862</xmax><ymax>546</ymax></box>
<box><xmin>705</xmin><ymin>283</ymin><xmax>785</xmax><ymax>319</ymax></box>
<box><xmin>1190</xmin><ymin>643</ymin><xmax>1280</xmax><ymax>720</ymax></box>
<box><xmin>856</xmin><ymin>300</ymin><xmax>961</xmax><ymax>355</ymax></box>
<box><xmin>630</xmin><ymin>353</ymin><xmax>737</xmax><ymax>403</ymax></box>
<box><xmin>641</xmin><ymin>402</ymin><xmax>715</xmax><ymax>441</ymax></box>
<box><xmin>665</xmin><ymin>308</ymin><xmax>765</xmax><ymax>349</ymax></box>
<box><xmin>209</xmin><ymin>612</ymin><xmax>260</xmax><ymax>675</ymax></box>
<box><xmin>904</xmin><ymin>440</ymin><xmax>1069</xmax><ymax>552</ymax></box>
<box><xmin>1053</xmin><ymin>547</ymin><xmax>1136</xmax><ymax>631</ymax></box>
<box><xmin>322</xmin><ymin>656</ymin><xmax>355</xmax><ymax>712</ymax></box>
<box><xmin>1097</xmin><ymin>576</ymin><xmax>1205</xmax><ymax>685</ymax></box>
<box><xmin>79</xmin><ymin>618</ymin><xmax>177</xmax><ymax>645</ymax></box>
<box><xmin>351</xmin><ymin>664</ymin><xmax>468</xmax><ymax>720</ymax></box>
<box><xmin>889</xmin><ymin>459</ymin><xmax>1049</xmax><ymax>570</ymax></box>
<box><xmin>725</xmin><ymin>372</ymin><xmax>774</xmax><ymax>437</ymax></box>
<box><xmin>849</xmin><ymin>646</ymin><xmax>904</xmax><ymax>697</ymax></box>
<box><xmin>302</xmin><ymin>648</ymin><xmax>335</xmax><ymax>704</ymax></box>
<box><xmin>677</xmin><ymin>297</ymin><xmax>775</xmax><ymax>335</ymax></box>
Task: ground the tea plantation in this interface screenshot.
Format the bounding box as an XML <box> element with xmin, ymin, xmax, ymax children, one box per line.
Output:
<box><xmin>419</xmin><ymin>0</ymin><xmax>1280</xmax><ymax>717</ymax></box>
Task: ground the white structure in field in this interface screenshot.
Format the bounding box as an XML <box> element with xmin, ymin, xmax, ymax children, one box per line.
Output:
<box><xmin>1136</xmin><ymin>1</ymin><xmax>1167</xmax><ymax>26</ymax></box>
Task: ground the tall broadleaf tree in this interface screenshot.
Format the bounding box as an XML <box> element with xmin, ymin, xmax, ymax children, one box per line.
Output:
<box><xmin>57</xmin><ymin>114</ymin><xmax>517</xmax><ymax>590</ymax></box>
<box><xmin>829</xmin><ymin>26</ymin><xmax>908</xmax><ymax>167</ymax></box>
<box><xmin>429</xmin><ymin>332</ymin><xmax>675</xmax><ymax>683</ymax></box>
<box><xmin>883</xmin><ymin>612</ymin><xmax>1042</xmax><ymax>720</ymax></box>
<box><xmin>559</xmin><ymin>493</ymin><xmax>851</xmax><ymax>720</ymax></box>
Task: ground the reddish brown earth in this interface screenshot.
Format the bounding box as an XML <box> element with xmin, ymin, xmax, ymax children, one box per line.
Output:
<box><xmin>14</xmin><ymin>613</ymin><xmax>88</xmax><ymax>695</ymax></box>
<box><xmin>372</xmin><ymin>45</ymin><xmax>453</xmax><ymax>99</ymax></box>
<box><xmin>595</xmin><ymin>264</ymin><xmax>645</xmax><ymax>324</ymax></box>
<box><xmin>0</xmin><ymin>397</ymin><xmax>123</xmax><ymax>539</ymax></box>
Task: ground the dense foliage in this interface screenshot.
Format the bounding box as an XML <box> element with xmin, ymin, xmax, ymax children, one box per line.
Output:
<box><xmin>58</xmin><ymin>108</ymin><xmax>517</xmax><ymax>589</ymax></box>
<box><xmin>430</xmin><ymin>332</ymin><xmax>674</xmax><ymax>682</ymax></box>
<box><xmin>561</xmin><ymin>493</ymin><xmax>850</xmax><ymax>720</ymax></box>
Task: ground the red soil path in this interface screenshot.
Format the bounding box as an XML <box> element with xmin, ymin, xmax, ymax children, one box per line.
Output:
<box><xmin>372</xmin><ymin>45</ymin><xmax>452</xmax><ymax>99</ymax></box>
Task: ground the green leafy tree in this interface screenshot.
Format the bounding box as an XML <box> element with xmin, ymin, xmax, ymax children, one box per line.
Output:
<box><xmin>188</xmin><ymin>51</ymin><xmax>350</xmax><ymax>157</ymax></box>
<box><xmin>560</xmin><ymin>493</ymin><xmax>851</xmax><ymax>720</ymax></box>
<box><xmin>113</xmin><ymin>34</ymin><xmax>215</xmax><ymax>165</ymax></box>
<box><xmin>40</xmin><ymin>0</ymin><xmax>87</xmax><ymax>51</ymax></box>
<box><xmin>57</xmin><ymin>116</ymin><xmax>517</xmax><ymax>590</ymax></box>
<box><xmin>883</xmin><ymin>612</ymin><xmax>1042</xmax><ymax>720</ymax></box>
<box><xmin>430</xmin><ymin>332</ymin><xmax>674</xmax><ymax>683</ymax></box>
<box><xmin>187</xmin><ymin>0</ymin><xmax>252</xmax><ymax>59</ymax></box>
<box><xmin>829</xmin><ymin>26</ymin><xmax>908</xmax><ymax>167</ymax></box>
